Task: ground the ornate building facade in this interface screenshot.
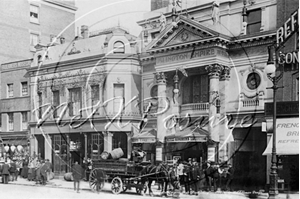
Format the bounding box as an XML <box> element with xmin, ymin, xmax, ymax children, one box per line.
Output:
<box><xmin>26</xmin><ymin>26</ymin><xmax>142</xmax><ymax>175</ymax></box>
<box><xmin>137</xmin><ymin>0</ymin><xmax>292</xmax><ymax>191</ymax></box>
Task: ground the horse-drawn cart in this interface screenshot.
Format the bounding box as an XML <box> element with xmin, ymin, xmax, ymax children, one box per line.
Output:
<box><xmin>89</xmin><ymin>159</ymin><xmax>150</xmax><ymax>195</ymax></box>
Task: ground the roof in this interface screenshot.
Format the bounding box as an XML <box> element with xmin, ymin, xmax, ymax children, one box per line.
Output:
<box><xmin>145</xmin><ymin>15</ymin><xmax>231</xmax><ymax>53</ymax></box>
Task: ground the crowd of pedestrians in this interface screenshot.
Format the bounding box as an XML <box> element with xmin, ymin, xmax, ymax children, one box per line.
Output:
<box><xmin>0</xmin><ymin>156</ymin><xmax>53</xmax><ymax>185</ymax></box>
<box><xmin>168</xmin><ymin>158</ymin><xmax>234</xmax><ymax>195</ymax></box>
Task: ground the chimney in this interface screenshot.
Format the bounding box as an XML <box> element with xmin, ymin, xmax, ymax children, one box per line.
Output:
<box><xmin>81</xmin><ymin>25</ymin><xmax>89</xmax><ymax>39</ymax></box>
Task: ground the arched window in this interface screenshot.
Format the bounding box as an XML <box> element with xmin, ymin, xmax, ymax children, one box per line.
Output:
<box><xmin>182</xmin><ymin>74</ymin><xmax>209</xmax><ymax>104</ymax></box>
<box><xmin>113</xmin><ymin>41</ymin><xmax>125</xmax><ymax>54</ymax></box>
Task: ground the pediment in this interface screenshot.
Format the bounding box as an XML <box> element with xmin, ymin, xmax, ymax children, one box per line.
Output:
<box><xmin>146</xmin><ymin>16</ymin><xmax>222</xmax><ymax>51</ymax></box>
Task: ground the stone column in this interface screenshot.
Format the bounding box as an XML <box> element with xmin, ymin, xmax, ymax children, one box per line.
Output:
<box><xmin>44</xmin><ymin>134</ymin><xmax>52</xmax><ymax>161</ymax></box>
<box><xmin>219</xmin><ymin>65</ymin><xmax>231</xmax><ymax>163</ymax></box>
<box><xmin>156</xmin><ymin>72</ymin><xmax>167</xmax><ymax>162</ymax></box>
<box><xmin>126</xmin><ymin>132</ymin><xmax>132</xmax><ymax>159</ymax></box>
<box><xmin>205</xmin><ymin>64</ymin><xmax>222</xmax><ymax>162</ymax></box>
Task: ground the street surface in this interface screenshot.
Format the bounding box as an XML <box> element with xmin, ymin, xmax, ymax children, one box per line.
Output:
<box><xmin>0</xmin><ymin>183</ymin><xmax>159</xmax><ymax>199</ymax></box>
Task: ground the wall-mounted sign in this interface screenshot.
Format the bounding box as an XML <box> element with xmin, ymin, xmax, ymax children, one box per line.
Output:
<box><xmin>276</xmin><ymin>9</ymin><xmax>298</xmax><ymax>46</ymax></box>
<box><xmin>131</xmin><ymin>138</ymin><xmax>156</xmax><ymax>143</ymax></box>
<box><xmin>155</xmin><ymin>48</ymin><xmax>229</xmax><ymax>65</ymax></box>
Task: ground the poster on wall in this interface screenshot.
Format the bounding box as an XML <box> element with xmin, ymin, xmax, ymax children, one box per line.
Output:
<box><xmin>156</xmin><ymin>147</ymin><xmax>162</xmax><ymax>161</ymax></box>
<box><xmin>207</xmin><ymin>147</ymin><xmax>215</xmax><ymax>161</ymax></box>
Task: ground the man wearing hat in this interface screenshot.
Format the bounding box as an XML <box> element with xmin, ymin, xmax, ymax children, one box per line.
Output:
<box><xmin>1</xmin><ymin>161</ymin><xmax>10</xmax><ymax>184</ymax></box>
<box><xmin>190</xmin><ymin>158</ymin><xmax>201</xmax><ymax>195</ymax></box>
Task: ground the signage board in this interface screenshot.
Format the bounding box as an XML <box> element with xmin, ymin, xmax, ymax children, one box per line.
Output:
<box><xmin>265</xmin><ymin>101</ymin><xmax>299</xmax><ymax>117</ymax></box>
<box><xmin>263</xmin><ymin>118</ymin><xmax>299</xmax><ymax>155</ymax></box>
<box><xmin>276</xmin><ymin>9</ymin><xmax>298</xmax><ymax>47</ymax></box>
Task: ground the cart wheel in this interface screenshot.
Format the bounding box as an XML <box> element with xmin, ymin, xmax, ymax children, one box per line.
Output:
<box><xmin>111</xmin><ymin>177</ymin><xmax>123</xmax><ymax>194</ymax></box>
<box><xmin>89</xmin><ymin>169</ymin><xmax>105</xmax><ymax>192</ymax></box>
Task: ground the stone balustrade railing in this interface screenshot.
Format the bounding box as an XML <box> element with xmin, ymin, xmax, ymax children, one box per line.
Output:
<box><xmin>180</xmin><ymin>102</ymin><xmax>209</xmax><ymax>112</ymax></box>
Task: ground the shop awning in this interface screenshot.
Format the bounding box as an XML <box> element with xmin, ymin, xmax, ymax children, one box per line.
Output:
<box><xmin>165</xmin><ymin>126</ymin><xmax>209</xmax><ymax>142</ymax></box>
<box><xmin>131</xmin><ymin>129</ymin><xmax>157</xmax><ymax>143</ymax></box>
<box><xmin>263</xmin><ymin>118</ymin><xmax>299</xmax><ymax>155</ymax></box>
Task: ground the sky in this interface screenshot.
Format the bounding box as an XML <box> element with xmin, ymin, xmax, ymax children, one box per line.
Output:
<box><xmin>75</xmin><ymin>0</ymin><xmax>151</xmax><ymax>37</ymax></box>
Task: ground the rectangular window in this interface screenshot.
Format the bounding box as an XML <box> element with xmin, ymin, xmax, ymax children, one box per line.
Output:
<box><xmin>0</xmin><ymin>114</ymin><xmax>2</xmax><ymax>131</ymax></box>
<box><xmin>247</xmin><ymin>9</ymin><xmax>261</xmax><ymax>35</ymax></box>
<box><xmin>91</xmin><ymin>133</ymin><xmax>104</xmax><ymax>160</ymax></box>
<box><xmin>30</xmin><ymin>4</ymin><xmax>39</xmax><ymax>23</ymax></box>
<box><xmin>113</xmin><ymin>84</ymin><xmax>124</xmax><ymax>113</ymax></box>
<box><xmin>21</xmin><ymin>82</ymin><xmax>28</xmax><ymax>96</ymax></box>
<box><xmin>69</xmin><ymin>88</ymin><xmax>82</xmax><ymax>116</ymax></box>
<box><xmin>7</xmin><ymin>84</ymin><xmax>13</xmax><ymax>98</ymax></box>
<box><xmin>30</xmin><ymin>33</ymin><xmax>39</xmax><ymax>46</ymax></box>
<box><xmin>8</xmin><ymin>113</ymin><xmax>13</xmax><ymax>131</ymax></box>
<box><xmin>38</xmin><ymin>92</ymin><xmax>42</xmax><ymax>119</ymax></box>
<box><xmin>91</xmin><ymin>85</ymin><xmax>100</xmax><ymax>115</ymax></box>
<box><xmin>22</xmin><ymin>112</ymin><xmax>28</xmax><ymax>130</ymax></box>
<box><xmin>53</xmin><ymin>90</ymin><xmax>60</xmax><ymax>118</ymax></box>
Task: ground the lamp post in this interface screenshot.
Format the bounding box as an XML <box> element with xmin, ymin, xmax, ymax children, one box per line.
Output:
<box><xmin>264</xmin><ymin>45</ymin><xmax>283</xmax><ymax>199</ymax></box>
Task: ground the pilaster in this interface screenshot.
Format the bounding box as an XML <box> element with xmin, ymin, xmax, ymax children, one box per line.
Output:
<box><xmin>155</xmin><ymin>72</ymin><xmax>167</xmax><ymax>162</ymax></box>
<box><xmin>205</xmin><ymin>64</ymin><xmax>222</xmax><ymax>162</ymax></box>
<box><xmin>44</xmin><ymin>134</ymin><xmax>52</xmax><ymax>161</ymax></box>
<box><xmin>219</xmin><ymin>65</ymin><xmax>231</xmax><ymax>163</ymax></box>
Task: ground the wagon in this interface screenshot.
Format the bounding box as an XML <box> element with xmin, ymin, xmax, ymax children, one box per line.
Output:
<box><xmin>89</xmin><ymin>159</ymin><xmax>150</xmax><ymax>195</ymax></box>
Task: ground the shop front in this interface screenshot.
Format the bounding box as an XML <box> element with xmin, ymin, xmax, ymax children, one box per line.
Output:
<box><xmin>0</xmin><ymin>133</ymin><xmax>29</xmax><ymax>162</ymax></box>
<box><xmin>263</xmin><ymin>117</ymin><xmax>299</xmax><ymax>191</ymax></box>
<box><xmin>165</xmin><ymin>126</ymin><xmax>208</xmax><ymax>165</ymax></box>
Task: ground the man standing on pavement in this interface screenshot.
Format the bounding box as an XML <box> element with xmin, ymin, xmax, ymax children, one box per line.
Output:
<box><xmin>1</xmin><ymin>161</ymin><xmax>10</xmax><ymax>184</ymax></box>
<box><xmin>45</xmin><ymin>159</ymin><xmax>52</xmax><ymax>182</ymax></box>
<box><xmin>191</xmin><ymin>158</ymin><xmax>201</xmax><ymax>195</ymax></box>
<box><xmin>72</xmin><ymin>161</ymin><xmax>82</xmax><ymax>193</ymax></box>
<box><xmin>40</xmin><ymin>160</ymin><xmax>48</xmax><ymax>185</ymax></box>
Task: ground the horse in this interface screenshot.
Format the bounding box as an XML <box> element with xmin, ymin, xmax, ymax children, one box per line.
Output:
<box><xmin>141</xmin><ymin>162</ymin><xmax>177</xmax><ymax>197</ymax></box>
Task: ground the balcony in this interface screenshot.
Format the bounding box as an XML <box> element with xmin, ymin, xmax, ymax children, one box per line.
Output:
<box><xmin>180</xmin><ymin>102</ymin><xmax>209</xmax><ymax>116</ymax></box>
<box><xmin>239</xmin><ymin>92</ymin><xmax>265</xmax><ymax>111</ymax></box>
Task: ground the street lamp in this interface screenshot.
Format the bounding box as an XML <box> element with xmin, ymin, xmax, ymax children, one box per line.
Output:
<box><xmin>264</xmin><ymin>45</ymin><xmax>283</xmax><ymax>199</ymax></box>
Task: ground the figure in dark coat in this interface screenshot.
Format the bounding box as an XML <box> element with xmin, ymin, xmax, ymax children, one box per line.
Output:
<box><xmin>9</xmin><ymin>161</ymin><xmax>17</xmax><ymax>182</ymax></box>
<box><xmin>190</xmin><ymin>159</ymin><xmax>201</xmax><ymax>195</ymax></box>
<box><xmin>72</xmin><ymin>161</ymin><xmax>82</xmax><ymax>193</ymax></box>
<box><xmin>2</xmin><ymin>162</ymin><xmax>10</xmax><ymax>184</ymax></box>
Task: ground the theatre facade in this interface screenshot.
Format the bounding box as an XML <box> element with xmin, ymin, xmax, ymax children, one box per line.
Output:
<box><xmin>137</xmin><ymin>0</ymin><xmax>280</xmax><ymax>190</ymax></box>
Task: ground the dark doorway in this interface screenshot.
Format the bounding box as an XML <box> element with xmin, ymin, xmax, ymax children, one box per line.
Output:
<box><xmin>112</xmin><ymin>132</ymin><xmax>128</xmax><ymax>158</ymax></box>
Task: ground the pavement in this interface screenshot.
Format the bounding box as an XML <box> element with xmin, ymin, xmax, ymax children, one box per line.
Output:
<box><xmin>5</xmin><ymin>177</ymin><xmax>299</xmax><ymax>199</ymax></box>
